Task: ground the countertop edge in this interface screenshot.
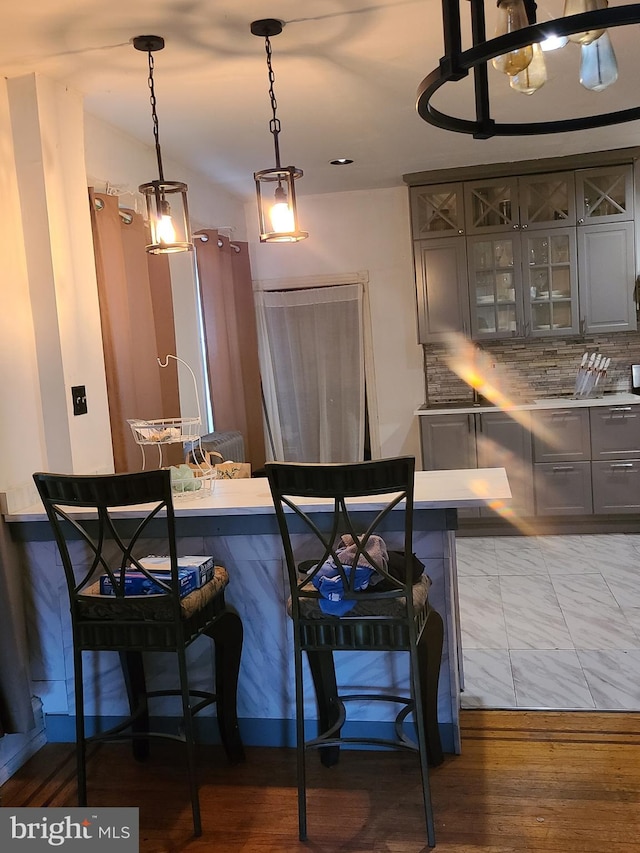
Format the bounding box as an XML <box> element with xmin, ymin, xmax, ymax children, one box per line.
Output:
<box><xmin>415</xmin><ymin>392</ymin><xmax>640</xmax><ymax>416</ymax></box>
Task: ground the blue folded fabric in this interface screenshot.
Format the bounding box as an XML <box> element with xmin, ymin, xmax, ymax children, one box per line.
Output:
<box><xmin>311</xmin><ymin>561</ymin><xmax>374</xmax><ymax>615</ymax></box>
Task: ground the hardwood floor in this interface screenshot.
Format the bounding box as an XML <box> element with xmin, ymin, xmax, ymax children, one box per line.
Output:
<box><xmin>2</xmin><ymin>710</ymin><xmax>640</xmax><ymax>852</ymax></box>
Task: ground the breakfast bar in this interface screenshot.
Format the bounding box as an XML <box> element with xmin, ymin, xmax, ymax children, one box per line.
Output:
<box><xmin>6</xmin><ymin>467</ymin><xmax>510</xmax><ymax>754</ymax></box>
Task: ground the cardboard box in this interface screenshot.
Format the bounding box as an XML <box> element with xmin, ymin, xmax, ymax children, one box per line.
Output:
<box><xmin>135</xmin><ymin>556</ymin><xmax>215</xmax><ymax>587</ymax></box>
<box><xmin>99</xmin><ymin>568</ymin><xmax>198</xmax><ymax>598</ymax></box>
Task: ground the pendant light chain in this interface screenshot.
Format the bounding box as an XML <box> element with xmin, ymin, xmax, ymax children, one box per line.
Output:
<box><xmin>264</xmin><ymin>35</ymin><xmax>282</xmax><ymax>169</ymax></box>
<box><xmin>146</xmin><ymin>50</ymin><xmax>165</xmax><ymax>182</ymax></box>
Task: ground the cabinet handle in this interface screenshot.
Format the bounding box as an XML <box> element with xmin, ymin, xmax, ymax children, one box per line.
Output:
<box><xmin>550</xmin><ymin>410</ymin><xmax>572</xmax><ymax>418</ymax></box>
<box><xmin>552</xmin><ymin>465</ymin><xmax>575</xmax><ymax>472</ymax></box>
<box><xmin>578</xmin><ymin>218</ymin><xmax>585</xmax><ymax>225</ymax></box>
<box><xmin>610</xmin><ymin>462</ymin><xmax>634</xmax><ymax>469</ymax></box>
<box><xmin>512</xmin><ymin>224</ymin><xmax>520</xmax><ymax>231</ymax></box>
<box><xmin>521</xmin><ymin>223</ymin><xmax>528</xmax><ymax>230</ymax></box>
<box><xmin>610</xmin><ymin>407</ymin><xmax>632</xmax><ymax>412</ymax></box>
<box><xmin>458</xmin><ymin>229</ymin><xmax>464</xmax><ymax>235</ymax></box>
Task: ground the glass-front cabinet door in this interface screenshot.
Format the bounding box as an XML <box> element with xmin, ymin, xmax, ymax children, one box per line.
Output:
<box><xmin>575</xmin><ymin>165</ymin><xmax>634</xmax><ymax>224</ymax></box>
<box><xmin>410</xmin><ymin>183</ymin><xmax>465</xmax><ymax>239</ymax></box>
<box><xmin>464</xmin><ymin>178</ymin><xmax>519</xmax><ymax>234</ymax></box>
<box><xmin>467</xmin><ymin>234</ymin><xmax>523</xmax><ymax>338</ymax></box>
<box><xmin>518</xmin><ymin>172</ymin><xmax>576</xmax><ymax>229</ymax></box>
<box><xmin>524</xmin><ymin>228</ymin><xmax>579</xmax><ymax>336</ymax></box>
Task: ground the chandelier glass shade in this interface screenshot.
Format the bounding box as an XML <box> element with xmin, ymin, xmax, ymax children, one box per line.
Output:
<box><xmin>416</xmin><ymin>1</ymin><xmax>640</xmax><ymax>137</ymax></box>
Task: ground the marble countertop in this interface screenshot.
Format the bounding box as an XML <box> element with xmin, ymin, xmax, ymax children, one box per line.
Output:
<box><xmin>415</xmin><ymin>392</ymin><xmax>640</xmax><ymax>416</ymax></box>
<box><xmin>5</xmin><ymin>468</ymin><xmax>511</xmax><ymax>522</ymax></box>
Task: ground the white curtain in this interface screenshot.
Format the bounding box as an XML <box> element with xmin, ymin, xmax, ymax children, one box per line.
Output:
<box><xmin>255</xmin><ymin>283</ymin><xmax>365</xmax><ymax>462</ymax></box>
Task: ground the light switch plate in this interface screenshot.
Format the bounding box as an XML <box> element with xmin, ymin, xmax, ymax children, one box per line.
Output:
<box><xmin>71</xmin><ymin>385</ymin><xmax>87</xmax><ymax>416</ymax></box>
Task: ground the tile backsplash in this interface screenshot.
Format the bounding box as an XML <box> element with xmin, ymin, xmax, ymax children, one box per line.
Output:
<box><xmin>424</xmin><ymin>331</ymin><xmax>640</xmax><ymax>404</ymax></box>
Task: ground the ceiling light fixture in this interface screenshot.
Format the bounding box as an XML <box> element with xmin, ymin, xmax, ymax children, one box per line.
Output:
<box><xmin>416</xmin><ymin>0</ymin><xmax>640</xmax><ymax>137</ymax></box>
<box><xmin>330</xmin><ymin>158</ymin><xmax>354</xmax><ymax>165</ymax></box>
<box><xmin>133</xmin><ymin>35</ymin><xmax>192</xmax><ymax>253</ymax></box>
<box><xmin>251</xmin><ymin>19</ymin><xmax>308</xmax><ymax>243</ymax></box>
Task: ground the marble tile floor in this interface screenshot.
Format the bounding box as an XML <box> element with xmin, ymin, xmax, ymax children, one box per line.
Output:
<box><xmin>455</xmin><ymin>533</ymin><xmax>640</xmax><ymax>711</ymax></box>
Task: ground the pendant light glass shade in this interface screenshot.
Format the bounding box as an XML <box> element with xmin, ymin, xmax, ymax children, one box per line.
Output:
<box><xmin>510</xmin><ymin>42</ymin><xmax>548</xmax><ymax>94</ymax></box>
<box><xmin>251</xmin><ymin>19</ymin><xmax>308</xmax><ymax>243</ymax></box>
<box><xmin>138</xmin><ymin>180</ymin><xmax>192</xmax><ymax>253</ymax></box>
<box><xmin>254</xmin><ymin>166</ymin><xmax>307</xmax><ymax>242</ymax></box>
<box><xmin>580</xmin><ymin>30</ymin><xmax>619</xmax><ymax>90</ymax></box>
<box><xmin>563</xmin><ymin>0</ymin><xmax>607</xmax><ymax>45</ymax></box>
<box><xmin>133</xmin><ymin>35</ymin><xmax>193</xmax><ymax>255</ymax></box>
<box><xmin>491</xmin><ymin>0</ymin><xmax>533</xmax><ymax>76</ymax></box>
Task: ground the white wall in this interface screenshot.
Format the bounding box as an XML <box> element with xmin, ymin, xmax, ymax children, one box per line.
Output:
<box><xmin>0</xmin><ymin>79</ymin><xmax>48</xmax><ymax>512</ymax></box>
<box><xmin>83</xmin><ymin>113</ymin><xmax>247</xmax><ymax>240</ymax></box>
<box><xmin>246</xmin><ymin>187</ymin><xmax>426</xmax><ymax>461</ymax></box>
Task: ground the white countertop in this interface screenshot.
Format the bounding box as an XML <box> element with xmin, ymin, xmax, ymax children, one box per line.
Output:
<box><xmin>415</xmin><ymin>392</ymin><xmax>640</xmax><ymax>416</ymax></box>
<box><xmin>5</xmin><ymin>469</ymin><xmax>511</xmax><ymax>522</ymax></box>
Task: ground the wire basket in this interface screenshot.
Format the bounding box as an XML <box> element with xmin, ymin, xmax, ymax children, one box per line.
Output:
<box><xmin>128</xmin><ymin>416</ymin><xmax>201</xmax><ymax>446</ymax></box>
<box><xmin>126</xmin><ymin>355</ymin><xmax>205</xmax><ymax>471</ymax></box>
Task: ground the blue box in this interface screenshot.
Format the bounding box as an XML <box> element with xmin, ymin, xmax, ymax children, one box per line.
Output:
<box><xmin>135</xmin><ymin>556</ymin><xmax>215</xmax><ymax>587</ymax></box>
<box><xmin>99</xmin><ymin>568</ymin><xmax>197</xmax><ymax>598</ymax></box>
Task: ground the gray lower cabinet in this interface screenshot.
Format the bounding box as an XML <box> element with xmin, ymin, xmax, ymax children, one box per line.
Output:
<box><xmin>532</xmin><ymin>408</ymin><xmax>591</xmax><ymax>463</ymax></box>
<box><xmin>534</xmin><ymin>462</ymin><xmax>593</xmax><ymax>515</ymax></box>
<box><xmin>419</xmin><ymin>412</ymin><xmax>478</xmax><ymax>517</ymax></box>
<box><xmin>590</xmin><ymin>405</ymin><xmax>640</xmax><ymax>513</ymax></box>
<box><xmin>476</xmin><ymin>410</ymin><xmax>534</xmax><ymax>517</ymax></box>
<box><xmin>420</xmin><ymin>410</ymin><xmax>538</xmax><ymax>517</ymax></box>
<box><xmin>592</xmin><ymin>461</ymin><xmax>640</xmax><ymax>513</ymax></box>
<box><xmin>590</xmin><ymin>404</ymin><xmax>640</xmax><ymax>460</ymax></box>
<box><xmin>420</xmin><ymin>400</ymin><xmax>640</xmax><ymax>520</ymax></box>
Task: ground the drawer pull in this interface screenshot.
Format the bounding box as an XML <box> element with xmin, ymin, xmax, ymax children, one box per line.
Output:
<box><xmin>610</xmin><ymin>462</ymin><xmax>634</xmax><ymax>469</ymax></box>
<box><xmin>552</xmin><ymin>465</ymin><xmax>575</xmax><ymax>472</ymax></box>
<box><xmin>609</xmin><ymin>407</ymin><xmax>632</xmax><ymax>414</ymax></box>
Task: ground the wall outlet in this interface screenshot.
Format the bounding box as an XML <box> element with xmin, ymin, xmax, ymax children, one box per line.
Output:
<box><xmin>71</xmin><ymin>385</ymin><xmax>87</xmax><ymax>416</ymax></box>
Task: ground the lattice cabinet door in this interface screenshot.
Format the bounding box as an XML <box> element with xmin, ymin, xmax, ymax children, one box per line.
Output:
<box><xmin>410</xmin><ymin>183</ymin><xmax>466</xmax><ymax>239</ymax></box>
<box><xmin>463</xmin><ymin>177</ymin><xmax>519</xmax><ymax>235</ymax></box>
<box><xmin>575</xmin><ymin>165</ymin><xmax>634</xmax><ymax>224</ymax></box>
<box><xmin>518</xmin><ymin>172</ymin><xmax>576</xmax><ymax>230</ymax></box>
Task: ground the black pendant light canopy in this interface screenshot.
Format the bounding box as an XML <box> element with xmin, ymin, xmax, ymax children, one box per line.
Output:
<box><xmin>416</xmin><ymin>1</ymin><xmax>640</xmax><ymax>138</ymax></box>
<box><xmin>251</xmin><ymin>19</ymin><xmax>308</xmax><ymax>243</ymax></box>
<box><xmin>133</xmin><ymin>35</ymin><xmax>193</xmax><ymax>253</ymax></box>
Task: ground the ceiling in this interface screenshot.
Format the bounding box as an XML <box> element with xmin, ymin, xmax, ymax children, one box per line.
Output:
<box><xmin>3</xmin><ymin>0</ymin><xmax>640</xmax><ymax>201</ymax></box>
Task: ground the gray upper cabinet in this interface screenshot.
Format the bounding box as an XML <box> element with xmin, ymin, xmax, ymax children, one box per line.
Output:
<box><xmin>464</xmin><ymin>178</ymin><xmax>519</xmax><ymax>235</ymax></box>
<box><xmin>518</xmin><ymin>172</ymin><xmax>576</xmax><ymax>230</ymax></box>
<box><xmin>465</xmin><ymin>173</ymin><xmax>575</xmax><ymax>235</ymax></box>
<box><xmin>575</xmin><ymin>164</ymin><xmax>636</xmax><ymax>334</ymax></box>
<box><xmin>414</xmin><ymin>237</ymin><xmax>470</xmax><ymax>342</ymax></box>
<box><xmin>575</xmin><ymin>165</ymin><xmax>634</xmax><ymax>224</ymax></box>
<box><xmin>467</xmin><ymin>233</ymin><xmax>523</xmax><ymax>339</ymax></box>
<box><xmin>410</xmin><ymin>183</ymin><xmax>466</xmax><ymax>239</ymax></box>
<box><xmin>578</xmin><ymin>221</ymin><xmax>636</xmax><ymax>334</ymax></box>
<box><xmin>410</xmin><ymin>158</ymin><xmax>637</xmax><ymax>342</ymax></box>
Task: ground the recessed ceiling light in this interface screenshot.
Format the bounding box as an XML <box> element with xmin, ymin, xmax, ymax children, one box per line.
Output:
<box><xmin>330</xmin><ymin>158</ymin><xmax>354</xmax><ymax>165</ymax></box>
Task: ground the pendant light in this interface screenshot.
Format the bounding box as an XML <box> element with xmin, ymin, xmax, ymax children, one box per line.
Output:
<box><xmin>251</xmin><ymin>19</ymin><xmax>308</xmax><ymax>243</ymax></box>
<box><xmin>133</xmin><ymin>35</ymin><xmax>193</xmax><ymax>254</ymax></box>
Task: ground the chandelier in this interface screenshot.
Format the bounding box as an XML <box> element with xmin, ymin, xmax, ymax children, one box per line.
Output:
<box><xmin>416</xmin><ymin>0</ymin><xmax>640</xmax><ymax>137</ymax></box>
